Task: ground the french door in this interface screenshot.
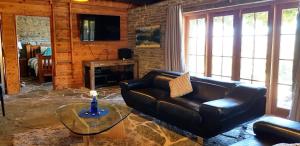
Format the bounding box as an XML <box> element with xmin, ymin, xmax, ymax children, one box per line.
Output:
<box><xmin>184</xmin><ymin>1</ymin><xmax>299</xmax><ymax>117</ymax></box>
<box><xmin>270</xmin><ymin>3</ymin><xmax>298</xmax><ymax>117</ymax></box>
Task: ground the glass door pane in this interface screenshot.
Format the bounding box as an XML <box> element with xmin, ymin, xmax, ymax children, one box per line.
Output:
<box><xmin>240</xmin><ymin>11</ymin><xmax>269</xmax><ymax>84</ymax></box>
<box><xmin>187</xmin><ymin>18</ymin><xmax>206</xmax><ymax>77</ymax></box>
<box><xmin>211</xmin><ymin>15</ymin><xmax>234</xmax><ymax>80</ymax></box>
<box><xmin>276</xmin><ymin>8</ymin><xmax>298</xmax><ymax>110</ymax></box>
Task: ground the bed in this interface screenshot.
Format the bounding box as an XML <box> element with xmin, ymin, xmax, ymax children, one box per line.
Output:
<box><xmin>25</xmin><ymin>44</ymin><xmax>52</xmax><ymax>83</ymax></box>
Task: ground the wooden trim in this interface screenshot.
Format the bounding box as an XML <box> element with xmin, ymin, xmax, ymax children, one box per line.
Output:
<box><xmin>50</xmin><ymin>2</ymin><xmax>57</xmax><ymax>89</ymax></box>
<box><xmin>13</xmin><ymin>14</ymin><xmax>20</xmax><ymax>94</ymax></box>
<box><xmin>0</xmin><ymin>14</ymin><xmax>6</xmax><ymax>94</ymax></box>
<box><xmin>276</xmin><ymin>2</ymin><xmax>299</xmax><ymax>9</ymax></box>
<box><xmin>206</xmin><ymin>13</ymin><xmax>213</xmax><ymax>77</ymax></box>
<box><xmin>186</xmin><ymin>14</ymin><xmax>207</xmax><ymax>19</ymax></box>
<box><xmin>269</xmin><ymin>2</ymin><xmax>298</xmax><ymax>116</ymax></box>
<box><xmin>265</xmin><ymin>5</ymin><xmax>275</xmax><ymax>114</ymax></box>
<box><xmin>241</xmin><ymin>5</ymin><xmax>272</xmax><ymax>13</ymax></box>
<box><xmin>69</xmin><ymin>2</ymin><xmax>75</xmax><ymax>79</ymax></box>
<box><xmin>184</xmin><ymin>14</ymin><xmax>207</xmax><ymax>75</ymax></box>
<box><xmin>70</xmin><ymin>0</ymin><xmax>131</xmax><ymax>9</ymax></box>
<box><xmin>210</xmin><ymin>10</ymin><xmax>237</xmax><ymax>17</ymax></box>
<box><xmin>184</xmin><ymin>0</ymin><xmax>273</xmax><ymax>16</ymax></box>
<box><xmin>0</xmin><ymin>2</ymin><xmax>52</xmax><ymax>17</ymax></box>
<box><xmin>184</xmin><ymin>16</ymin><xmax>190</xmax><ymax>71</ymax></box>
<box><xmin>274</xmin><ymin>0</ymin><xmax>300</xmax><ymax>5</ymax></box>
<box><xmin>269</xmin><ymin>3</ymin><xmax>281</xmax><ymax>115</ymax></box>
<box><xmin>232</xmin><ymin>11</ymin><xmax>241</xmax><ymax>81</ymax></box>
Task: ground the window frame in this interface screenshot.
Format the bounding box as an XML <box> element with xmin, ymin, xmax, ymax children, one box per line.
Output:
<box><xmin>184</xmin><ymin>14</ymin><xmax>207</xmax><ymax>76</ymax></box>
<box><xmin>209</xmin><ymin>11</ymin><xmax>238</xmax><ymax>80</ymax></box>
<box><xmin>183</xmin><ymin>1</ymin><xmax>298</xmax><ymax>118</ymax></box>
<box><xmin>239</xmin><ymin>6</ymin><xmax>273</xmax><ymax>86</ymax></box>
<box><xmin>269</xmin><ymin>2</ymin><xmax>298</xmax><ymax>117</ymax></box>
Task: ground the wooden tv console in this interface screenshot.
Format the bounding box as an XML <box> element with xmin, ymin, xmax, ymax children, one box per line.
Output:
<box><xmin>83</xmin><ymin>59</ymin><xmax>138</xmax><ymax>89</ymax></box>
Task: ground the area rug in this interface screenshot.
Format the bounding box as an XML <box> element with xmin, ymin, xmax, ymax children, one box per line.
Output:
<box><xmin>11</xmin><ymin>92</ymin><xmax>254</xmax><ymax>146</ymax></box>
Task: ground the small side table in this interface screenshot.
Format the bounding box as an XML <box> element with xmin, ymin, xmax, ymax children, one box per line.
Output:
<box><xmin>83</xmin><ymin>59</ymin><xmax>139</xmax><ymax>90</ymax></box>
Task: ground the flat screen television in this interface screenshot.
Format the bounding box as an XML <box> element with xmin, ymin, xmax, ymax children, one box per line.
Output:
<box><xmin>79</xmin><ymin>14</ymin><xmax>120</xmax><ymax>41</ymax></box>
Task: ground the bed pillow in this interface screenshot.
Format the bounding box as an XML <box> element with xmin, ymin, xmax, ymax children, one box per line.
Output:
<box><xmin>42</xmin><ymin>47</ymin><xmax>52</xmax><ymax>56</ymax></box>
<box><xmin>40</xmin><ymin>46</ymin><xmax>48</xmax><ymax>54</ymax></box>
<box><xmin>169</xmin><ymin>72</ymin><xmax>193</xmax><ymax>98</ymax></box>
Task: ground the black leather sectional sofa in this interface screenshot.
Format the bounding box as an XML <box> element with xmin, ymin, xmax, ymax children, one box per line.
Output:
<box><xmin>120</xmin><ymin>70</ymin><xmax>267</xmax><ymax>138</ymax></box>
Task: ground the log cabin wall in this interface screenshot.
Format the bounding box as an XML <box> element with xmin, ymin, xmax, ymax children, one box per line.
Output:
<box><xmin>0</xmin><ymin>0</ymin><xmax>130</xmax><ymax>94</ymax></box>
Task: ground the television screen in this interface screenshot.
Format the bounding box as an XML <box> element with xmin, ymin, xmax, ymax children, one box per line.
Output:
<box><xmin>79</xmin><ymin>14</ymin><xmax>120</xmax><ymax>41</ymax></box>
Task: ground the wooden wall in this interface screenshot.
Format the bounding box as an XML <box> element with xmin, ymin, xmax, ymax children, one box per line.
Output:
<box><xmin>0</xmin><ymin>0</ymin><xmax>130</xmax><ymax>94</ymax></box>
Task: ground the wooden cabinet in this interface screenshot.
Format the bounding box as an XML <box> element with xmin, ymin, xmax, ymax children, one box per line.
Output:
<box><xmin>19</xmin><ymin>58</ymin><xmax>28</xmax><ymax>77</ymax></box>
<box><xmin>83</xmin><ymin>59</ymin><xmax>138</xmax><ymax>89</ymax></box>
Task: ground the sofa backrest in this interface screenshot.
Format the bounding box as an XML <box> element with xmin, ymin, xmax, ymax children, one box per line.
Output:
<box><xmin>144</xmin><ymin>70</ymin><xmax>238</xmax><ymax>99</ymax></box>
<box><xmin>227</xmin><ymin>84</ymin><xmax>267</xmax><ymax>100</ymax></box>
<box><xmin>152</xmin><ymin>73</ymin><xmax>178</xmax><ymax>90</ymax></box>
<box><xmin>187</xmin><ymin>81</ymin><xmax>230</xmax><ymax>102</ymax></box>
<box><xmin>191</xmin><ymin>76</ymin><xmax>238</xmax><ymax>89</ymax></box>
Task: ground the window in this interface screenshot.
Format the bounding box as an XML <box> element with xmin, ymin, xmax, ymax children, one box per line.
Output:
<box><xmin>184</xmin><ymin>1</ymin><xmax>298</xmax><ymax>116</ymax></box>
<box><xmin>211</xmin><ymin>15</ymin><xmax>234</xmax><ymax>80</ymax></box>
<box><xmin>186</xmin><ymin>18</ymin><xmax>206</xmax><ymax>77</ymax></box>
<box><xmin>240</xmin><ymin>11</ymin><xmax>269</xmax><ymax>85</ymax></box>
<box><xmin>276</xmin><ymin>8</ymin><xmax>298</xmax><ymax>110</ymax></box>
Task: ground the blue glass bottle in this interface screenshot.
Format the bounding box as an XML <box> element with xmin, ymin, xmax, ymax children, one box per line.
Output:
<box><xmin>90</xmin><ymin>96</ymin><xmax>98</xmax><ymax>114</ymax></box>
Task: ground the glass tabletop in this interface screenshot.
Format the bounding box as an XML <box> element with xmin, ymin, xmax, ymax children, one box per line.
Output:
<box><xmin>56</xmin><ymin>102</ymin><xmax>132</xmax><ymax>135</ymax></box>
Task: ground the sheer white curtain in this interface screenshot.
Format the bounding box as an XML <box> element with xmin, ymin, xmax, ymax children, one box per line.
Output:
<box><xmin>165</xmin><ymin>5</ymin><xmax>185</xmax><ymax>72</ymax></box>
<box><xmin>289</xmin><ymin>10</ymin><xmax>300</xmax><ymax>121</ymax></box>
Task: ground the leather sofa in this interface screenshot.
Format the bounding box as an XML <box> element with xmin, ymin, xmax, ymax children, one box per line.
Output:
<box><xmin>231</xmin><ymin>116</ymin><xmax>300</xmax><ymax>146</ymax></box>
<box><xmin>120</xmin><ymin>70</ymin><xmax>267</xmax><ymax>138</ymax></box>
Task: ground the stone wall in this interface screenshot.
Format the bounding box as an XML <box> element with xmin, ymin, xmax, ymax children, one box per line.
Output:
<box><xmin>16</xmin><ymin>16</ymin><xmax>51</xmax><ymax>47</ymax></box>
<box><xmin>128</xmin><ymin>0</ymin><xmax>264</xmax><ymax>77</ymax></box>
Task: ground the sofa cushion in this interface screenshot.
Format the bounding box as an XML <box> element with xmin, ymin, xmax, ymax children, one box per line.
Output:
<box><xmin>189</xmin><ymin>81</ymin><xmax>229</xmax><ymax>102</ymax></box>
<box><xmin>163</xmin><ymin>96</ymin><xmax>203</xmax><ymax>112</ymax></box>
<box><xmin>169</xmin><ymin>72</ymin><xmax>193</xmax><ymax>98</ymax></box>
<box><xmin>133</xmin><ymin>88</ymin><xmax>169</xmax><ymax>99</ymax></box>
<box><xmin>157</xmin><ymin>100</ymin><xmax>202</xmax><ymax>132</ymax></box>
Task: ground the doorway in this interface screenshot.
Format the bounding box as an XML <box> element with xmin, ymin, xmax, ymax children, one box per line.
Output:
<box><xmin>15</xmin><ymin>15</ymin><xmax>53</xmax><ymax>92</ymax></box>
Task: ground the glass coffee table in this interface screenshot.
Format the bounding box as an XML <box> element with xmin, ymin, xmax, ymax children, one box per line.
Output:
<box><xmin>56</xmin><ymin>102</ymin><xmax>131</xmax><ymax>146</ymax></box>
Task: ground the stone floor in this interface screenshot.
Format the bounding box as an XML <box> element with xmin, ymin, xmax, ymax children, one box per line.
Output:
<box><xmin>0</xmin><ymin>82</ymin><xmax>255</xmax><ymax>146</ymax></box>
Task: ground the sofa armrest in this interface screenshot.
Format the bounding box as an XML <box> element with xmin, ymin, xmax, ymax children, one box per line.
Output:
<box><xmin>120</xmin><ymin>80</ymin><xmax>148</xmax><ymax>90</ymax></box>
<box><xmin>199</xmin><ymin>85</ymin><xmax>267</xmax><ymax>126</ymax></box>
<box><xmin>253</xmin><ymin>116</ymin><xmax>300</xmax><ymax>143</ymax></box>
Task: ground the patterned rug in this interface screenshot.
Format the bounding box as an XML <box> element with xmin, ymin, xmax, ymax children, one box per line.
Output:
<box><xmin>1</xmin><ymin>86</ymin><xmax>254</xmax><ymax>146</ymax></box>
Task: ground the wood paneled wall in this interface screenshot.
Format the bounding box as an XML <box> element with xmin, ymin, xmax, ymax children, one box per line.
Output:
<box><xmin>0</xmin><ymin>0</ymin><xmax>130</xmax><ymax>94</ymax></box>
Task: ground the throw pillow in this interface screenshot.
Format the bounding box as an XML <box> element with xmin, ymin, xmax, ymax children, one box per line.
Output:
<box><xmin>169</xmin><ymin>72</ymin><xmax>193</xmax><ymax>98</ymax></box>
